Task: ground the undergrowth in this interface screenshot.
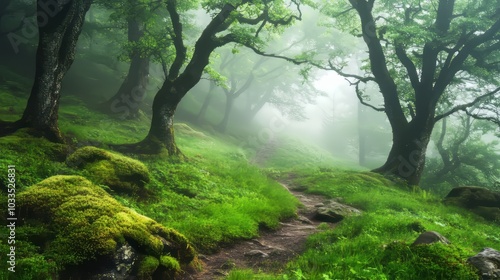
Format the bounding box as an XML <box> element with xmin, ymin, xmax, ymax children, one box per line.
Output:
<box><xmin>0</xmin><ymin>94</ymin><xmax>300</xmax><ymax>278</ymax></box>
<box><xmin>226</xmin><ymin>168</ymin><xmax>498</xmax><ymax>279</ymax></box>
<box><xmin>1</xmin><ymin>90</ymin><xmax>499</xmax><ymax>280</ymax></box>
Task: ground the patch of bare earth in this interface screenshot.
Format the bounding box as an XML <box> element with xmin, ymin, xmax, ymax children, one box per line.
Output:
<box><xmin>178</xmin><ymin>184</ymin><xmax>336</xmax><ymax>280</ymax></box>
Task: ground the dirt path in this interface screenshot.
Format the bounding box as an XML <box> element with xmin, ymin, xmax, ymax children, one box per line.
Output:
<box><xmin>179</xmin><ymin>185</ymin><xmax>335</xmax><ymax>279</ymax></box>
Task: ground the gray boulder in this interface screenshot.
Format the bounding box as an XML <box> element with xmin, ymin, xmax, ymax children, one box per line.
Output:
<box><xmin>314</xmin><ymin>200</ymin><xmax>361</xmax><ymax>223</ymax></box>
<box><xmin>412</xmin><ymin>231</ymin><xmax>450</xmax><ymax>246</ymax></box>
<box><xmin>468</xmin><ymin>248</ymin><xmax>500</xmax><ymax>280</ymax></box>
<box><xmin>444</xmin><ymin>186</ymin><xmax>500</xmax><ymax>222</ymax></box>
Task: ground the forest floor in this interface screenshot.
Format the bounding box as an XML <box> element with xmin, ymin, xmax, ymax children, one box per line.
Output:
<box><xmin>179</xmin><ymin>184</ymin><xmax>337</xmax><ymax>279</ymax></box>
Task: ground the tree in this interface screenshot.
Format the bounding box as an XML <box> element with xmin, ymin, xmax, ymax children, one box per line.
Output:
<box><xmin>116</xmin><ymin>0</ymin><xmax>303</xmax><ymax>155</ymax></box>
<box><xmin>0</xmin><ymin>0</ymin><xmax>92</xmax><ymax>142</ymax></box>
<box><xmin>423</xmin><ymin>114</ymin><xmax>500</xmax><ymax>193</ymax></box>
<box><xmin>318</xmin><ymin>0</ymin><xmax>500</xmax><ymax>185</ymax></box>
<box><xmin>98</xmin><ymin>0</ymin><xmax>170</xmax><ymax>119</ymax></box>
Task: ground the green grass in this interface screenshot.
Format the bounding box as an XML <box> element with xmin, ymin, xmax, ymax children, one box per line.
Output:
<box><xmin>0</xmin><ymin>93</ymin><xmax>300</xmax><ymax>278</ymax></box>
<box><xmin>136</xmin><ymin>127</ymin><xmax>300</xmax><ymax>251</ymax></box>
<box><xmin>230</xmin><ymin>168</ymin><xmax>498</xmax><ymax>279</ymax></box>
<box><xmin>1</xmin><ymin>84</ymin><xmax>499</xmax><ymax>280</ymax></box>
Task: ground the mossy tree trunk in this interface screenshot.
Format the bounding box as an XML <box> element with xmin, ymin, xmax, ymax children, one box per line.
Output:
<box><xmin>0</xmin><ymin>0</ymin><xmax>92</xmax><ymax>141</ymax></box>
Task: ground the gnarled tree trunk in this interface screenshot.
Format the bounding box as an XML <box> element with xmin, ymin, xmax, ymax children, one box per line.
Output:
<box><xmin>373</xmin><ymin>115</ymin><xmax>435</xmax><ymax>185</ymax></box>
<box><xmin>0</xmin><ymin>0</ymin><xmax>92</xmax><ymax>142</ymax></box>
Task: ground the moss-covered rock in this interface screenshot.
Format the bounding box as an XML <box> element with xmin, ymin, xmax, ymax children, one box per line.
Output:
<box><xmin>18</xmin><ymin>175</ymin><xmax>195</xmax><ymax>278</ymax></box>
<box><xmin>66</xmin><ymin>146</ymin><xmax>150</xmax><ymax>195</ymax></box>
<box><xmin>381</xmin><ymin>241</ymin><xmax>479</xmax><ymax>279</ymax></box>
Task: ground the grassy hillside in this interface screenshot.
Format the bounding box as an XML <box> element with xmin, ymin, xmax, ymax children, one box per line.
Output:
<box><xmin>226</xmin><ymin>169</ymin><xmax>500</xmax><ymax>279</ymax></box>
<box><xmin>1</xmin><ymin>82</ymin><xmax>499</xmax><ymax>279</ymax></box>
<box><xmin>0</xmin><ymin>93</ymin><xmax>302</xmax><ymax>277</ymax></box>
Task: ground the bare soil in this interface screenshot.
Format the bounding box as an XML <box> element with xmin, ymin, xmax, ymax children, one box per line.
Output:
<box><xmin>178</xmin><ymin>185</ymin><xmax>336</xmax><ymax>279</ymax></box>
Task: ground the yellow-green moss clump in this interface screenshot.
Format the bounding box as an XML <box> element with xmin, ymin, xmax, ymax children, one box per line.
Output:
<box><xmin>137</xmin><ymin>256</ymin><xmax>160</xmax><ymax>279</ymax></box>
<box><xmin>174</xmin><ymin>123</ymin><xmax>209</xmax><ymax>139</ymax></box>
<box><xmin>160</xmin><ymin>255</ymin><xmax>181</xmax><ymax>271</ymax></box>
<box><xmin>18</xmin><ymin>176</ymin><xmax>195</xmax><ymax>270</ymax></box>
<box><xmin>66</xmin><ymin>146</ymin><xmax>150</xmax><ymax>195</ymax></box>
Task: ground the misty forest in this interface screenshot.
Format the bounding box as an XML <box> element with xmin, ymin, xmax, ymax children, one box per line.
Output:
<box><xmin>1</xmin><ymin>0</ymin><xmax>500</xmax><ymax>279</ymax></box>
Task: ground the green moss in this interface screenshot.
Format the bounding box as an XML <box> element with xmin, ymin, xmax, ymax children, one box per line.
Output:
<box><xmin>174</xmin><ymin>123</ymin><xmax>209</xmax><ymax>139</ymax></box>
<box><xmin>382</xmin><ymin>242</ymin><xmax>479</xmax><ymax>279</ymax></box>
<box><xmin>137</xmin><ymin>256</ymin><xmax>159</xmax><ymax>279</ymax></box>
<box><xmin>18</xmin><ymin>175</ymin><xmax>195</xmax><ymax>269</ymax></box>
<box><xmin>159</xmin><ymin>255</ymin><xmax>181</xmax><ymax>272</ymax></box>
<box><xmin>66</xmin><ymin>146</ymin><xmax>150</xmax><ymax>195</ymax></box>
<box><xmin>0</xmin><ymin>129</ymin><xmax>70</xmax><ymax>190</ymax></box>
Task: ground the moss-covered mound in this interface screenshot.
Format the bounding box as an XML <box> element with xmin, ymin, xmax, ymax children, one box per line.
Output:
<box><xmin>18</xmin><ymin>175</ymin><xmax>195</xmax><ymax>277</ymax></box>
<box><xmin>381</xmin><ymin>241</ymin><xmax>479</xmax><ymax>279</ymax></box>
<box><xmin>174</xmin><ymin>123</ymin><xmax>209</xmax><ymax>139</ymax></box>
<box><xmin>66</xmin><ymin>146</ymin><xmax>150</xmax><ymax>195</ymax></box>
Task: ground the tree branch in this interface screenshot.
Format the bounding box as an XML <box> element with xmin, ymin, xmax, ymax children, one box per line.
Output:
<box><xmin>166</xmin><ymin>0</ymin><xmax>187</xmax><ymax>80</ymax></box>
<box><xmin>348</xmin><ymin>0</ymin><xmax>407</xmax><ymax>130</ymax></box>
<box><xmin>355</xmin><ymin>82</ymin><xmax>385</xmax><ymax>112</ymax></box>
<box><xmin>464</xmin><ymin>109</ymin><xmax>500</xmax><ymax>127</ymax></box>
<box><xmin>433</xmin><ymin>18</ymin><xmax>500</xmax><ymax>98</ymax></box>
<box><xmin>434</xmin><ymin>86</ymin><xmax>500</xmax><ymax>122</ymax></box>
<box><xmin>395</xmin><ymin>44</ymin><xmax>420</xmax><ymax>89</ymax></box>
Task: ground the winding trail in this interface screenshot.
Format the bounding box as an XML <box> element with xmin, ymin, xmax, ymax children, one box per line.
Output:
<box><xmin>179</xmin><ymin>185</ymin><xmax>337</xmax><ymax>279</ymax></box>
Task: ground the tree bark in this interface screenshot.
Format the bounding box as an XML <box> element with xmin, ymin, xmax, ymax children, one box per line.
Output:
<box><xmin>143</xmin><ymin>81</ymin><xmax>182</xmax><ymax>155</ymax></box>
<box><xmin>0</xmin><ymin>0</ymin><xmax>92</xmax><ymax>141</ymax></box>
<box><xmin>372</xmin><ymin>114</ymin><xmax>435</xmax><ymax>185</ymax></box>
<box><xmin>128</xmin><ymin>3</ymin><xmax>234</xmax><ymax>155</ymax></box>
<box><xmin>101</xmin><ymin>18</ymin><xmax>150</xmax><ymax>119</ymax></box>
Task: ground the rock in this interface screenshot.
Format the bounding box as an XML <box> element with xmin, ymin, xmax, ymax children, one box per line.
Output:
<box><xmin>298</xmin><ymin>216</ymin><xmax>314</xmax><ymax>224</ymax></box>
<box><xmin>445</xmin><ymin>186</ymin><xmax>500</xmax><ymax>208</ymax></box>
<box><xmin>313</xmin><ymin>200</ymin><xmax>362</xmax><ymax>223</ymax></box>
<box><xmin>467</xmin><ymin>248</ymin><xmax>500</xmax><ymax>280</ymax></box>
<box><xmin>412</xmin><ymin>231</ymin><xmax>450</xmax><ymax>246</ymax></box>
<box><xmin>88</xmin><ymin>243</ymin><xmax>138</xmax><ymax>280</ymax></box>
<box><xmin>473</xmin><ymin>206</ymin><xmax>500</xmax><ymax>222</ymax></box>
<box><xmin>19</xmin><ymin>175</ymin><xmax>195</xmax><ymax>279</ymax></box>
<box><xmin>444</xmin><ymin>186</ymin><xmax>500</xmax><ymax>222</ymax></box>
<box><xmin>66</xmin><ymin>146</ymin><xmax>150</xmax><ymax>195</ymax></box>
<box><xmin>244</xmin><ymin>250</ymin><xmax>269</xmax><ymax>258</ymax></box>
